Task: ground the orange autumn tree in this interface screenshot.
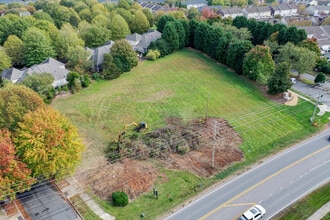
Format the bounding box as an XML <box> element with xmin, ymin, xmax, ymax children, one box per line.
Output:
<box><xmin>0</xmin><ymin>129</ymin><xmax>35</xmax><ymax>201</ymax></box>
<box><xmin>14</xmin><ymin>106</ymin><xmax>85</xmax><ymax>179</ymax></box>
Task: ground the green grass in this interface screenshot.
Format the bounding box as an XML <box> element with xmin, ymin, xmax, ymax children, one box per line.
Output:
<box><xmin>52</xmin><ymin>48</ymin><xmax>328</xmax><ymax>219</ymax></box>
<box><xmin>93</xmin><ymin>167</ymin><xmax>216</xmax><ymax>220</ymax></box>
<box><xmin>70</xmin><ymin>194</ymin><xmax>102</xmax><ymax>220</ymax></box>
<box><xmin>275</xmin><ymin>182</ymin><xmax>330</xmax><ymax>220</ymax></box>
<box><xmin>322</xmin><ymin>212</ymin><xmax>330</xmax><ymax>220</ymax></box>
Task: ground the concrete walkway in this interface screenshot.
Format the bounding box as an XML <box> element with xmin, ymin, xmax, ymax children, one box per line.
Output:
<box><xmin>60</xmin><ymin>177</ymin><xmax>115</xmax><ymax>220</ymax></box>
<box><xmin>307</xmin><ymin>202</ymin><xmax>330</xmax><ymax>220</ymax></box>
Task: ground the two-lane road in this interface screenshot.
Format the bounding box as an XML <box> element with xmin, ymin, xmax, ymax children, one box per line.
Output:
<box><xmin>165</xmin><ymin>129</ymin><xmax>330</xmax><ymax>220</ymax></box>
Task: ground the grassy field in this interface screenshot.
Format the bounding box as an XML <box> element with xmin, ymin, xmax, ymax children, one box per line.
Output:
<box><xmin>52</xmin><ymin>48</ymin><xmax>327</xmax><ymax>219</ymax></box>
<box><xmin>276</xmin><ymin>182</ymin><xmax>330</xmax><ymax>220</ymax></box>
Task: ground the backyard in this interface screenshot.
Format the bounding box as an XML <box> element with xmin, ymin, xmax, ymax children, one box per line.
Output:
<box><xmin>51</xmin><ymin>48</ymin><xmax>325</xmax><ymax>219</ymax></box>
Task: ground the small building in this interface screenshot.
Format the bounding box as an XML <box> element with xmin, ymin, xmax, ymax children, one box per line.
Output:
<box><xmin>125</xmin><ymin>30</ymin><xmax>162</xmax><ymax>55</ymax></box>
<box><xmin>270</xmin><ymin>4</ymin><xmax>298</xmax><ymax>17</ymax></box>
<box><xmin>305</xmin><ymin>5</ymin><xmax>330</xmax><ymax>16</ymax></box>
<box><xmin>1</xmin><ymin>57</ymin><xmax>69</xmax><ymax>88</ymax></box>
<box><xmin>89</xmin><ymin>40</ymin><xmax>115</xmax><ymax>72</ymax></box>
<box><xmin>217</xmin><ymin>7</ymin><xmax>243</xmax><ymax>18</ymax></box>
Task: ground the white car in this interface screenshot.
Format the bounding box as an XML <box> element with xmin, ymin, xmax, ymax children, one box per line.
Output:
<box><xmin>237</xmin><ymin>205</ymin><xmax>266</xmax><ymax>220</ymax></box>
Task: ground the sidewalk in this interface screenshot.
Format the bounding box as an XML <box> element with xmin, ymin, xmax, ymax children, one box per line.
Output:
<box><xmin>307</xmin><ymin>201</ymin><xmax>330</xmax><ymax>220</ymax></box>
<box><xmin>59</xmin><ymin>177</ymin><xmax>115</xmax><ymax>220</ymax></box>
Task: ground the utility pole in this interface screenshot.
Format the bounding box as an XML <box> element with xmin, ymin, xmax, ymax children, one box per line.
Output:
<box><xmin>204</xmin><ymin>94</ymin><xmax>209</xmax><ymax>123</ymax></box>
<box><xmin>310</xmin><ymin>93</ymin><xmax>323</xmax><ymax>124</ymax></box>
<box><xmin>212</xmin><ymin>121</ymin><xmax>217</xmax><ymax>168</ymax></box>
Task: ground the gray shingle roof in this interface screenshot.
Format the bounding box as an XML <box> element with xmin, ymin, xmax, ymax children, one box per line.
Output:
<box><xmin>1</xmin><ymin>67</ymin><xmax>23</xmax><ymax>83</ymax></box>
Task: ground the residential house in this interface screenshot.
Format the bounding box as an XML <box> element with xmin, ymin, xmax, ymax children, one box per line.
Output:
<box><xmin>1</xmin><ymin>57</ymin><xmax>69</xmax><ymax>88</ymax></box>
<box><xmin>217</xmin><ymin>7</ymin><xmax>243</xmax><ymax>18</ymax></box>
<box><xmin>184</xmin><ymin>0</ymin><xmax>208</xmax><ymax>9</ymax></box>
<box><xmin>89</xmin><ymin>40</ymin><xmax>115</xmax><ymax>72</ymax></box>
<box><xmin>308</xmin><ymin>0</ymin><xmax>330</xmax><ymax>6</ymax></box>
<box><xmin>298</xmin><ymin>25</ymin><xmax>330</xmax><ymax>50</ymax></box>
<box><xmin>139</xmin><ymin>2</ymin><xmax>167</xmax><ymax>12</ymax></box>
<box><xmin>242</xmin><ymin>6</ymin><xmax>271</xmax><ymax>19</ymax></box>
<box><xmin>305</xmin><ymin>5</ymin><xmax>330</xmax><ymax>16</ymax></box>
<box><xmin>125</xmin><ymin>30</ymin><xmax>162</xmax><ymax>55</ymax></box>
<box><xmin>242</xmin><ymin>7</ymin><xmax>259</xmax><ymax>19</ymax></box>
<box><xmin>270</xmin><ymin>4</ymin><xmax>298</xmax><ymax>17</ymax></box>
<box><xmin>19</xmin><ymin>11</ymin><xmax>31</xmax><ymax>16</ymax></box>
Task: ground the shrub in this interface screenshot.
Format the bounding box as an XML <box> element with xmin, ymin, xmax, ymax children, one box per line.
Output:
<box><xmin>112</xmin><ymin>191</ymin><xmax>129</xmax><ymax>207</ymax></box>
<box><xmin>321</xmin><ymin>64</ymin><xmax>330</xmax><ymax>74</ymax></box>
<box><xmin>80</xmin><ymin>74</ymin><xmax>91</xmax><ymax>88</ymax></box>
<box><xmin>146</xmin><ymin>50</ymin><xmax>160</xmax><ymax>61</ymax></box>
<box><xmin>314</xmin><ymin>73</ymin><xmax>326</xmax><ymax>84</ymax></box>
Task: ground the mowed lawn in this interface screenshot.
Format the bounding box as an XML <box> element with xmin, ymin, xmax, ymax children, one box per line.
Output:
<box><xmin>52</xmin><ymin>49</ymin><xmax>324</xmax><ymax>219</ymax></box>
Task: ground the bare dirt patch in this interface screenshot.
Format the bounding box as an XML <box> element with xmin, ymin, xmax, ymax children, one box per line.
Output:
<box><xmin>75</xmin><ymin>117</ymin><xmax>243</xmax><ymax>200</ymax></box>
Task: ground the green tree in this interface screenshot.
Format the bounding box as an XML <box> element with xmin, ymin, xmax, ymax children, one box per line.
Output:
<box><xmin>21</xmin><ymin>73</ymin><xmax>55</xmax><ymax>103</ymax></box>
<box><xmin>188</xmin><ymin>19</ymin><xmax>199</xmax><ymax>47</ymax></box>
<box><xmin>115</xmin><ymin>8</ymin><xmax>133</xmax><ymax>25</ymax></box>
<box><xmin>314</xmin><ymin>73</ymin><xmax>326</xmax><ymax>84</ymax></box>
<box><xmin>78</xmin><ymin>21</ymin><xmax>111</xmax><ymax>48</ymax></box>
<box><xmin>79</xmin><ymin>8</ymin><xmax>92</xmax><ymax>22</ymax></box>
<box><xmin>0</xmin><ymin>47</ymin><xmax>12</xmax><ymax>73</ymax></box>
<box><xmin>162</xmin><ymin>21</ymin><xmax>179</xmax><ymax>53</ymax></box>
<box><xmin>10</xmin><ymin>17</ymin><xmax>33</xmax><ymax>40</ymax></box>
<box><xmin>130</xmin><ymin>10</ymin><xmax>150</xmax><ymax>34</ymax></box>
<box><xmin>298</xmin><ymin>38</ymin><xmax>321</xmax><ymax>56</ymax></box>
<box><xmin>243</xmin><ymin>45</ymin><xmax>275</xmax><ymax>82</ymax></box>
<box><xmin>157</xmin><ymin>15</ymin><xmax>175</xmax><ymax>33</ymax></box>
<box><xmin>0</xmin><ymin>15</ymin><xmax>15</xmax><ymax>45</ymax></box>
<box><xmin>22</xmin><ymin>27</ymin><xmax>56</xmax><ymax>67</ymax></box>
<box><xmin>155</xmin><ymin>38</ymin><xmax>170</xmax><ymax>57</ymax></box>
<box><xmin>102</xmin><ymin>54</ymin><xmax>121</xmax><ymax>80</ymax></box>
<box><xmin>263</xmin><ymin>39</ymin><xmax>279</xmax><ymax>54</ymax></box>
<box><xmin>276</xmin><ymin>42</ymin><xmax>317</xmax><ymax>77</ymax></box>
<box><xmin>179</xmin><ymin>19</ymin><xmax>190</xmax><ymax>47</ymax></box>
<box><xmin>111</xmin><ymin>39</ymin><xmax>138</xmax><ymax>72</ymax></box>
<box><xmin>142</xmin><ymin>8</ymin><xmax>154</xmax><ymax>27</ymax></box>
<box><xmin>267</xmin><ymin>62</ymin><xmax>291</xmax><ymax>95</ymax></box>
<box><xmin>215</xmin><ymin>32</ymin><xmax>232</xmax><ymax>64</ymax></box>
<box><xmin>110</xmin><ymin>14</ymin><xmax>130</xmax><ymax>40</ymax></box>
<box><xmin>66</xmin><ymin>71</ymin><xmax>82</xmax><ymax>93</ymax></box>
<box><xmin>117</xmin><ymin>0</ymin><xmax>130</xmax><ymax>10</ymax></box>
<box><xmin>15</xmin><ymin>105</ymin><xmax>84</xmax><ymax>179</ymax></box>
<box><xmin>55</xmin><ymin>23</ymin><xmax>85</xmax><ymax>60</ymax></box>
<box><xmin>278</xmin><ymin>26</ymin><xmax>306</xmax><ymax>45</ymax></box>
<box><xmin>232</xmin><ymin>16</ymin><xmax>248</xmax><ymax>29</ymax></box>
<box><xmin>194</xmin><ymin>22</ymin><xmax>208</xmax><ymax>51</ymax></box>
<box><xmin>0</xmin><ymin>85</ymin><xmax>44</xmax><ymax>131</ymax></box>
<box><xmin>4</xmin><ymin>35</ymin><xmax>24</xmax><ymax>67</ymax></box>
<box><xmin>226</xmin><ymin>39</ymin><xmax>253</xmax><ymax>75</ymax></box>
<box><xmin>0</xmin><ymin>129</ymin><xmax>35</xmax><ymax>201</ymax></box>
<box><xmin>33</xmin><ymin>11</ymin><xmax>54</xmax><ymax>23</ymax></box>
<box><xmin>67</xmin><ymin>46</ymin><xmax>91</xmax><ymax>71</ymax></box>
<box><xmin>34</xmin><ymin>20</ymin><xmax>59</xmax><ymax>43</ymax></box>
<box><xmin>173</xmin><ymin>20</ymin><xmax>185</xmax><ymax>49</ymax></box>
<box><xmin>187</xmin><ymin>7</ymin><xmax>199</xmax><ymax>20</ymax></box>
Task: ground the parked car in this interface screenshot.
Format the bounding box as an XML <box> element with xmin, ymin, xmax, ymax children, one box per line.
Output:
<box><xmin>237</xmin><ymin>205</ymin><xmax>266</xmax><ymax>220</ymax></box>
<box><xmin>290</xmin><ymin>77</ymin><xmax>296</xmax><ymax>84</ymax></box>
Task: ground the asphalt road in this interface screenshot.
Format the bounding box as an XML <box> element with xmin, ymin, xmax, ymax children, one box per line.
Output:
<box><xmin>165</xmin><ymin>128</ymin><xmax>330</xmax><ymax>220</ymax></box>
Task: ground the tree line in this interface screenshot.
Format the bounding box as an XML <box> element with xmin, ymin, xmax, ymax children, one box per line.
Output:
<box><xmin>148</xmin><ymin>15</ymin><xmax>321</xmax><ymax>94</ymax></box>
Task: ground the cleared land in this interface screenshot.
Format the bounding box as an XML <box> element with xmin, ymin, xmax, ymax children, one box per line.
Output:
<box><xmin>52</xmin><ymin>48</ymin><xmax>324</xmax><ymax>219</ymax></box>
